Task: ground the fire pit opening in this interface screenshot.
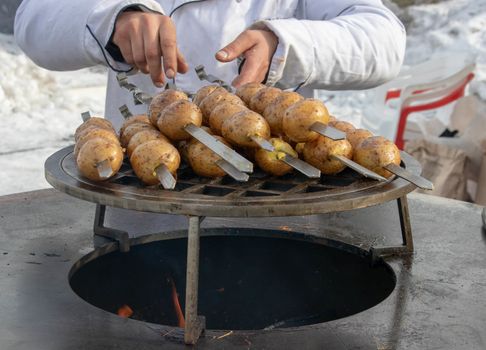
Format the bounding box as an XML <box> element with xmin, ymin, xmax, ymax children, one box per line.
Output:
<box><xmin>69</xmin><ymin>228</ymin><xmax>396</xmax><ymax>330</ymax></box>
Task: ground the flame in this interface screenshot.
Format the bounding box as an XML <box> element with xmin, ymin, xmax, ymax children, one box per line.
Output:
<box><xmin>169</xmin><ymin>277</ymin><xmax>185</xmax><ymax>328</ymax></box>
<box><xmin>117</xmin><ymin>304</ymin><xmax>133</xmax><ymax>318</ymax></box>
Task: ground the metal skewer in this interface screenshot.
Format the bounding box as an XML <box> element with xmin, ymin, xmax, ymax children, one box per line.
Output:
<box><xmin>310</xmin><ymin>122</ymin><xmax>346</xmax><ymax>141</ymax></box>
<box><xmin>116</xmin><ymin>73</ymin><xmax>253</xmax><ymax>177</ymax></box>
<box><xmin>215</xmin><ymin>160</ymin><xmax>249</xmax><ymax>182</ymax></box>
<box><xmin>81</xmin><ymin>111</ymin><xmax>91</xmax><ymax>122</ymax></box>
<box><xmin>250</xmin><ymin>136</ymin><xmax>321</xmax><ymax>178</ymax></box>
<box><xmin>119</xmin><ymin>105</ymin><xmax>133</xmax><ymax>119</ymax></box>
<box><xmin>155</xmin><ymin>164</ymin><xmax>177</xmax><ymax>190</ymax></box>
<box><xmin>383</xmin><ymin>162</ymin><xmax>434</xmax><ymax>190</ymax></box>
<box><xmin>330</xmin><ymin>155</ymin><xmax>387</xmax><ymax>182</ymax></box>
<box><xmin>96</xmin><ymin>159</ymin><xmax>114</xmax><ymax>179</ymax></box>
<box><xmin>195</xmin><ymin>65</ymin><xmax>233</xmax><ymax>92</ymax></box>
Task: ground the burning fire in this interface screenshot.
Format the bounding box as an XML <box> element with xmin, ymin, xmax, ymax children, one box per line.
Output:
<box><xmin>169</xmin><ymin>277</ymin><xmax>185</xmax><ymax>328</ymax></box>
<box><xmin>116</xmin><ymin>276</ymin><xmax>185</xmax><ymax>328</ymax></box>
<box><xmin>117</xmin><ymin>304</ymin><xmax>133</xmax><ymax>318</ymax></box>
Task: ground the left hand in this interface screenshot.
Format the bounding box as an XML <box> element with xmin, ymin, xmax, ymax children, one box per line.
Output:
<box><xmin>215</xmin><ymin>29</ymin><xmax>278</xmax><ymax>88</ymax></box>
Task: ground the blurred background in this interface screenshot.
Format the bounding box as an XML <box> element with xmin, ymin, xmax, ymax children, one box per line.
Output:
<box><xmin>1</xmin><ymin>0</ymin><xmax>485</xmax><ymax>203</ymax></box>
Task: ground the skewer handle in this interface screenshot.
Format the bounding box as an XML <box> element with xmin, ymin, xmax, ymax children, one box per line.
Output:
<box><xmin>215</xmin><ymin>160</ymin><xmax>249</xmax><ymax>182</ymax></box>
<box><xmin>310</xmin><ymin>122</ymin><xmax>346</xmax><ymax>140</ymax></box>
<box><xmin>155</xmin><ymin>164</ymin><xmax>177</xmax><ymax>190</ymax></box>
<box><xmin>119</xmin><ymin>105</ymin><xmax>133</xmax><ymax>119</ymax></box>
<box><xmin>81</xmin><ymin>111</ymin><xmax>91</xmax><ymax>122</ymax></box>
<box><xmin>281</xmin><ymin>155</ymin><xmax>321</xmax><ymax>179</ymax></box>
<box><xmin>331</xmin><ymin>154</ymin><xmax>387</xmax><ymax>181</ymax></box>
<box><xmin>250</xmin><ymin>136</ymin><xmax>275</xmax><ymax>152</ymax></box>
<box><xmin>194</xmin><ymin>65</ymin><xmax>233</xmax><ymax>92</ymax></box>
<box><xmin>384</xmin><ymin>163</ymin><xmax>434</xmax><ymax>190</ymax></box>
<box><xmin>184</xmin><ymin>123</ymin><xmax>253</xmax><ymax>173</ymax></box>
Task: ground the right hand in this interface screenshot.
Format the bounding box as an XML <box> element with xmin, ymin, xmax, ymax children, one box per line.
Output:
<box><xmin>113</xmin><ymin>11</ymin><xmax>189</xmax><ymax>87</ymax></box>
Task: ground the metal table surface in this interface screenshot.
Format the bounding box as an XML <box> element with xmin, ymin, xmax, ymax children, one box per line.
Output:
<box><xmin>0</xmin><ymin>189</ymin><xmax>485</xmax><ymax>349</ymax></box>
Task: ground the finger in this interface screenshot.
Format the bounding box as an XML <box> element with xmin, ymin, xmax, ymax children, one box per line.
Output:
<box><xmin>159</xmin><ymin>17</ymin><xmax>178</xmax><ymax>79</ymax></box>
<box><xmin>118</xmin><ymin>40</ymin><xmax>134</xmax><ymax>66</ymax></box>
<box><xmin>231</xmin><ymin>46</ymin><xmax>267</xmax><ymax>88</ymax></box>
<box><xmin>142</xmin><ymin>22</ymin><xmax>164</xmax><ymax>87</ymax></box>
<box><xmin>216</xmin><ymin>30</ymin><xmax>256</xmax><ymax>62</ymax></box>
<box><xmin>176</xmin><ymin>48</ymin><xmax>189</xmax><ymax>74</ymax></box>
<box><xmin>131</xmin><ymin>30</ymin><xmax>149</xmax><ymax>74</ymax></box>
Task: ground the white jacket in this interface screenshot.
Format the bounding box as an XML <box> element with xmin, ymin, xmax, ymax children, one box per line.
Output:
<box><xmin>15</xmin><ymin>0</ymin><xmax>405</xmax><ymax>129</ymax></box>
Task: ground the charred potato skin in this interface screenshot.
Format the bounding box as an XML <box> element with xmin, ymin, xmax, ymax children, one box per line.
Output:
<box><xmin>126</xmin><ymin>129</ymin><xmax>167</xmax><ymax>158</ymax></box>
<box><xmin>74</xmin><ymin>128</ymin><xmax>120</xmax><ymax>160</ymax></box>
<box><xmin>187</xmin><ymin>136</ymin><xmax>229</xmax><ymax>178</ymax></box>
<box><xmin>303</xmin><ymin>136</ymin><xmax>353</xmax><ymax>175</ymax></box>
<box><xmin>76</xmin><ymin>137</ymin><xmax>123</xmax><ymax>181</ymax></box>
<box><xmin>221</xmin><ymin>110</ymin><xmax>271</xmax><ymax>148</ymax></box>
<box><xmin>263</xmin><ymin>91</ymin><xmax>303</xmax><ymax>137</ymax></box>
<box><xmin>353</xmin><ymin>136</ymin><xmax>401</xmax><ymax>178</ymax></box>
<box><xmin>130</xmin><ymin>139</ymin><xmax>180</xmax><ymax>185</ymax></box>
<box><xmin>148</xmin><ymin>90</ymin><xmax>189</xmax><ymax>125</ymax></box>
<box><xmin>283</xmin><ymin>99</ymin><xmax>330</xmax><ymax>143</ymax></box>
<box><xmin>75</xmin><ymin>117</ymin><xmax>115</xmax><ymax>141</ymax></box>
<box><xmin>249</xmin><ymin>87</ymin><xmax>282</xmax><ymax>114</ymax></box>
<box><xmin>235</xmin><ymin>82</ymin><xmax>266</xmax><ymax>105</ymax></box>
<box><xmin>346</xmin><ymin>129</ymin><xmax>373</xmax><ymax>149</ymax></box>
<box><xmin>193</xmin><ymin>85</ymin><xmax>219</xmax><ymax>106</ymax></box>
<box><xmin>209</xmin><ymin>103</ymin><xmax>248</xmax><ymax>135</ymax></box>
<box><xmin>157</xmin><ymin>100</ymin><xmax>202</xmax><ymax>141</ymax></box>
<box><xmin>120</xmin><ymin>123</ymin><xmax>157</xmax><ymax>147</ymax></box>
<box><xmin>254</xmin><ymin>138</ymin><xmax>297</xmax><ymax>176</ymax></box>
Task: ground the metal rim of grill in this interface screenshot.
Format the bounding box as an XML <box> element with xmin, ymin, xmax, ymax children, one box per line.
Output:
<box><xmin>45</xmin><ymin>146</ymin><xmax>419</xmax><ymax>217</ymax></box>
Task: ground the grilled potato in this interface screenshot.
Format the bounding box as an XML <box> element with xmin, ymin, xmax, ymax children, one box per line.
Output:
<box><xmin>255</xmin><ymin>138</ymin><xmax>297</xmax><ymax>176</ymax></box>
<box><xmin>148</xmin><ymin>90</ymin><xmax>188</xmax><ymax>125</ymax></box>
<box><xmin>119</xmin><ymin>114</ymin><xmax>151</xmax><ymax>136</ymax></box>
<box><xmin>221</xmin><ymin>110</ymin><xmax>271</xmax><ymax>148</ymax></box>
<box><xmin>328</xmin><ymin>120</ymin><xmax>356</xmax><ymax>133</ymax></box>
<box><xmin>76</xmin><ymin>137</ymin><xmax>123</xmax><ymax>181</ymax></box>
<box><xmin>353</xmin><ymin>136</ymin><xmax>400</xmax><ymax>178</ymax></box>
<box><xmin>192</xmin><ymin>85</ymin><xmax>219</xmax><ymax>106</ymax></box>
<box><xmin>249</xmin><ymin>87</ymin><xmax>282</xmax><ymax>114</ymax></box>
<box><xmin>346</xmin><ymin>129</ymin><xmax>373</xmax><ymax>149</ymax></box>
<box><xmin>303</xmin><ymin>136</ymin><xmax>352</xmax><ymax>175</ymax></box>
<box><xmin>75</xmin><ymin>117</ymin><xmax>115</xmax><ymax>141</ymax></box>
<box><xmin>126</xmin><ymin>129</ymin><xmax>168</xmax><ymax>158</ymax></box>
<box><xmin>187</xmin><ymin>136</ymin><xmax>231</xmax><ymax>178</ymax></box>
<box><xmin>209</xmin><ymin>102</ymin><xmax>248</xmax><ymax>135</ymax></box>
<box><xmin>235</xmin><ymin>82</ymin><xmax>266</xmax><ymax>105</ymax></box>
<box><xmin>74</xmin><ymin>128</ymin><xmax>120</xmax><ymax>160</ymax></box>
<box><xmin>157</xmin><ymin>100</ymin><xmax>202</xmax><ymax>141</ymax></box>
<box><xmin>120</xmin><ymin>122</ymin><xmax>157</xmax><ymax>147</ymax></box>
<box><xmin>199</xmin><ymin>88</ymin><xmax>244</xmax><ymax>124</ymax></box>
<box><xmin>283</xmin><ymin>99</ymin><xmax>330</xmax><ymax>143</ymax></box>
<box><xmin>263</xmin><ymin>91</ymin><xmax>303</xmax><ymax>137</ymax></box>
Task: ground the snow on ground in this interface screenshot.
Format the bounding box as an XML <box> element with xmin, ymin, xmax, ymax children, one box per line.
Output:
<box><xmin>0</xmin><ymin>0</ymin><xmax>485</xmax><ymax>195</ymax></box>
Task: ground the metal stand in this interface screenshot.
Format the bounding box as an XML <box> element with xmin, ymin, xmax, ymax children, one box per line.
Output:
<box><xmin>93</xmin><ymin>204</ymin><xmax>130</xmax><ymax>252</ymax></box>
<box><xmin>370</xmin><ymin>195</ymin><xmax>414</xmax><ymax>263</ymax></box>
<box><xmin>184</xmin><ymin>216</ymin><xmax>206</xmax><ymax>345</ymax></box>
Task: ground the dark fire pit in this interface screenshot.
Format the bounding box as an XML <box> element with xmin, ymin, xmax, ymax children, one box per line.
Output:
<box><xmin>69</xmin><ymin>228</ymin><xmax>395</xmax><ymax>331</ymax></box>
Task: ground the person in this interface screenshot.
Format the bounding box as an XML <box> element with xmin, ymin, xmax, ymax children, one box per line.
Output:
<box><xmin>15</xmin><ymin>0</ymin><xmax>405</xmax><ymax>129</ymax></box>
<box><xmin>14</xmin><ymin>0</ymin><xmax>406</xmax><ymax>236</ymax></box>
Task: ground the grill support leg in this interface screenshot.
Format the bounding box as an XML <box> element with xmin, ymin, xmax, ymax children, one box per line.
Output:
<box><xmin>93</xmin><ymin>204</ymin><xmax>130</xmax><ymax>252</ymax></box>
<box><xmin>184</xmin><ymin>216</ymin><xmax>206</xmax><ymax>345</ymax></box>
<box><xmin>370</xmin><ymin>195</ymin><xmax>414</xmax><ymax>262</ymax></box>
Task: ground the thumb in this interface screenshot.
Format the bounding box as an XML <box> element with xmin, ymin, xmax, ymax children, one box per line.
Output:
<box><xmin>216</xmin><ymin>31</ymin><xmax>255</xmax><ymax>62</ymax></box>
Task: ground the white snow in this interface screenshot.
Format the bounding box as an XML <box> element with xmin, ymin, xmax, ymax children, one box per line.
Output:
<box><xmin>1</xmin><ymin>0</ymin><xmax>485</xmax><ymax>195</ymax></box>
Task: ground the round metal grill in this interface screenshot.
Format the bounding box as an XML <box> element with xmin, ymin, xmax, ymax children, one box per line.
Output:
<box><xmin>45</xmin><ymin>146</ymin><xmax>419</xmax><ymax>217</ymax></box>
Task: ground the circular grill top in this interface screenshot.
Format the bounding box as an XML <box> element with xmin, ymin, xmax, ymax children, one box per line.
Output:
<box><xmin>45</xmin><ymin>146</ymin><xmax>419</xmax><ymax>217</ymax></box>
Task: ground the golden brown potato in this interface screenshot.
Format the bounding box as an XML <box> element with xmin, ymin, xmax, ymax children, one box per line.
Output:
<box><xmin>328</xmin><ymin>120</ymin><xmax>355</xmax><ymax>133</ymax></box>
<box><xmin>74</xmin><ymin>117</ymin><xmax>115</xmax><ymax>141</ymax></box>
<box><xmin>303</xmin><ymin>136</ymin><xmax>352</xmax><ymax>175</ymax></box>
<box><xmin>221</xmin><ymin>110</ymin><xmax>271</xmax><ymax>148</ymax></box>
<box><xmin>249</xmin><ymin>87</ymin><xmax>282</xmax><ymax>114</ymax></box>
<box><xmin>235</xmin><ymin>82</ymin><xmax>266</xmax><ymax>105</ymax></box>
<box><xmin>353</xmin><ymin>136</ymin><xmax>400</xmax><ymax>178</ymax></box>
<box><xmin>283</xmin><ymin>99</ymin><xmax>330</xmax><ymax>143</ymax></box>
<box><xmin>74</xmin><ymin>128</ymin><xmax>120</xmax><ymax>160</ymax></box>
<box><xmin>187</xmin><ymin>136</ymin><xmax>231</xmax><ymax>178</ymax></box>
<box><xmin>295</xmin><ymin>142</ymin><xmax>305</xmax><ymax>156</ymax></box>
<box><xmin>157</xmin><ymin>100</ymin><xmax>202</xmax><ymax>141</ymax></box>
<box><xmin>148</xmin><ymin>90</ymin><xmax>188</xmax><ymax>125</ymax></box>
<box><xmin>346</xmin><ymin>129</ymin><xmax>373</xmax><ymax>149</ymax></box>
<box><xmin>255</xmin><ymin>138</ymin><xmax>297</xmax><ymax>176</ymax></box>
<box><xmin>328</xmin><ymin>115</ymin><xmax>337</xmax><ymax>122</ymax></box>
<box><xmin>263</xmin><ymin>91</ymin><xmax>303</xmax><ymax>136</ymax></box>
<box><xmin>120</xmin><ymin>122</ymin><xmax>157</xmax><ymax>147</ymax></box>
<box><xmin>130</xmin><ymin>139</ymin><xmax>180</xmax><ymax>185</ymax></box>
<box><xmin>209</xmin><ymin>103</ymin><xmax>248</xmax><ymax>135</ymax></box>
<box><xmin>126</xmin><ymin>129</ymin><xmax>168</xmax><ymax>158</ymax></box>
<box><xmin>119</xmin><ymin>114</ymin><xmax>151</xmax><ymax>136</ymax></box>
<box><xmin>199</xmin><ymin>88</ymin><xmax>244</xmax><ymax>124</ymax></box>
<box><xmin>192</xmin><ymin>85</ymin><xmax>219</xmax><ymax>106</ymax></box>
<box><xmin>76</xmin><ymin>138</ymin><xmax>123</xmax><ymax>181</ymax></box>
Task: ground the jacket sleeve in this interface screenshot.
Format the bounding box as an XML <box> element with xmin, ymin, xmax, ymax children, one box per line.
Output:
<box><xmin>253</xmin><ymin>0</ymin><xmax>406</xmax><ymax>90</ymax></box>
<box><xmin>14</xmin><ymin>0</ymin><xmax>163</xmax><ymax>71</ymax></box>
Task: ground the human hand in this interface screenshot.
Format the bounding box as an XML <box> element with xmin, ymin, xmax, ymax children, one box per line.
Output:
<box><xmin>215</xmin><ymin>29</ymin><xmax>278</xmax><ymax>88</ymax></box>
<box><xmin>113</xmin><ymin>11</ymin><xmax>189</xmax><ymax>87</ymax></box>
